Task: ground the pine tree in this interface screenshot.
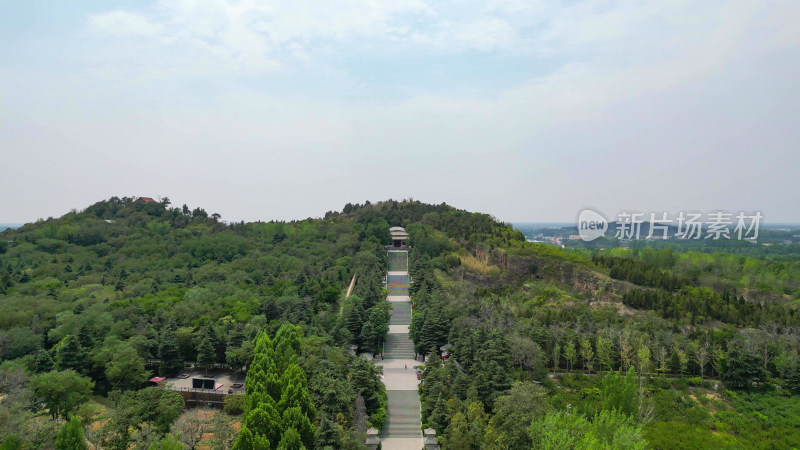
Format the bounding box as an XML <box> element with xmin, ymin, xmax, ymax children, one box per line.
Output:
<box><xmin>446</xmin><ymin>411</ymin><xmax>472</xmax><ymax>449</ymax></box>
<box><xmin>276</xmin><ymin>428</ymin><xmax>303</xmax><ymax>450</ymax></box>
<box><xmin>723</xmin><ymin>343</ymin><xmax>766</xmax><ymax>389</ymax></box>
<box><xmin>273</xmin><ymin>325</ymin><xmax>301</xmax><ymax>373</ymax></box>
<box><xmin>235</xmin><ymin>327</ymin><xmax>315</xmax><ymax>449</ymax></box>
<box><xmin>429</xmin><ymin>394</ymin><xmax>449</xmax><ymax>435</ymax></box>
<box><xmin>346</xmin><ymin>301</ymin><xmax>365</xmax><ymax>346</ymax></box>
<box><xmin>482</xmin><ymin>330</ymin><xmax>511</xmax><ymax>369</ymax></box>
<box><xmin>786</xmin><ymin>363</ymin><xmax>800</xmax><ymax>394</ymax></box>
<box><xmin>77</xmin><ymin>325</ymin><xmax>93</xmax><ymax>349</ymax></box>
<box><xmin>418</xmin><ymin>306</ymin><xmax>448</xmax><ymax>357</ymax></box>
<box><xmin>367</xmin><ymin>307</ymin><xmax>389</xmax><ymax>352</ymax></box>
<box><xmin>466</xmin><ymin>402</ymin><xmax>487</xmax><ymax>448</ymax></box>
<box><xmin>359</xmin><ymin>321</ymin><xmax>380</xmax><ymax>354</ymax></box>
<box><xmin>282</xmin><ymin>406</ymin><xmax>315</xmax><ymax>449</ymax></box>
<box><xmin>314</xmin><ymin>414</ymin><xmax>340</xmax><ymax>449</ymax></box>
<box><xmin>33</xmin><ymin>349</ymin><xmax>54</xmax><ymax>373</ymax></box>
<box><xmin>244</xmin><ymin>405</ymin><xmax>282</xmax><ymax>446</ymax></box>
<box><xmin>253</xmin><ymin>434</ymin><xmax>271</xmax><ymax>449</ymax></box>
<box><xmin>228</xmin><ymin>328</ymin><xmax>245</xmax><ymax>351</ymax></box>
<box><xmin>197</xmin><ymin>333</ymin><xmax>216</xmax><ymax>376</ymax></box>
<box><xmin>55</xmin><ymin>416</ymin><xmax>87</xmax><ymax>450</ymax></box>
<box><xmin>158</xmin><ymin>329</ymin><xmax>183</xmax><ymax>377</ymax></box>
<box><xmin>232</xmin><ymin>426</ymin><xmax>256</xmax><ymax>450</ymax></box>
<box><xmin>278</xmin><ymin>381</ymin><xmax>316</xmax><ymax>424</ymax></box>
<box><xmin>55</xmin><ymin>335</ymin><xmax>88</xmax><ymax>374</ymax></box>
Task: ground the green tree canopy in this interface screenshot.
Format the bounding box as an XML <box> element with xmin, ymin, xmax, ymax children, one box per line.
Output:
<box><xmin>530</xmin><ymin>409</ymin><xmax>647</xmax><ymax>450</ymax></box>
<box><xmin>31</xmin><ymin>370</ymin><xmax>94</xmax><ymax>419</ymax></box>
<box><xmin>55</xmin><ymin>335</ymin><xmax>88</xmax><ymax>374</ymax></box>
<box><xmin>106</xmin><ymin>344</ymin><xmax>149</xmax><ymax>390</ymax></box>
<box><xmin>55</xmin><ymin>416</ymin><xmax>87</xmax><ymax>450</ymax></box>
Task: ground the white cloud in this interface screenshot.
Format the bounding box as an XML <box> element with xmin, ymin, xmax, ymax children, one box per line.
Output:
<box><xmin>86</xmin><ymin>0</ymin><xmax>435</xmax><ymax>73</ymax></box>
<box><xmin>83</xmin><ymin>0</ymin><xmax>800</xmax><ymax>80</ymax></box>
<box><xmin>88</xmin><ymin>10</ymin><xmax>163</xmax><ymax>37</ymax></box>
<box><xmin>419</xmin><ymin>17</ymin><xmax>519</xmax><ymax>51</ymax></box>
<box><xmin>4</xmin><ymin>0</ymin><xmax>800</xmax><ymax>222</ymax></box>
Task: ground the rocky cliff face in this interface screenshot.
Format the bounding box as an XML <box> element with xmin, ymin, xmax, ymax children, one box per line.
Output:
<box><xmin>459</xmin><ymin>248</ymin><xmax>638</xmax><ymax>303</ymax></box>
<box><xmin>490</xmin><ymin>248</ymin><xmax>594</xmax><ymax>284</ymax></box>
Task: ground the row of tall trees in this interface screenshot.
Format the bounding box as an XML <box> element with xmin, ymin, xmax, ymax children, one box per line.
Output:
<box><xmin>621</xmin><ymin>287</ymin><xmax>800</xmax><ymax>327</ymax></box>
<box><xmin>602</xmin><ymin>245</ymin><xmax>800</xmax><ymax>297</ymax></box>
<box><xmin>411</xmin><ymin>261</ymin><xmax>651</xmax><ymax>449</ymax></box>
<box><xmin>593</xmin><ymin>255</ymin><xmax>689</xmax><ymax>291</ymax></box>
<box><xmin>234</xmin><ymin>324</ymin><xmax>316</xmax><ymax>449</ymax></box>
<box><xmin>341</xmin><ymin>238</ymin><xmax>391</xmax><ymax>355</ymax></box>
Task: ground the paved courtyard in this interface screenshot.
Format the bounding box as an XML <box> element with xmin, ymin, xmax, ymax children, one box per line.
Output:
<box><xmin>164</xmin><ymin>370</ymin><xmax>245</xmax><ymax>393</ymax></box>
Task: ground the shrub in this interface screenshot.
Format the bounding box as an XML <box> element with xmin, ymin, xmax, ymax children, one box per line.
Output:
<box><xmin>224</xmin><ymin>394</ymin><xmax>245</xmax><ymax>415</ymax></box>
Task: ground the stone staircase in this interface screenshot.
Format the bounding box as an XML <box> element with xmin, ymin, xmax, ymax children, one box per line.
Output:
<box><xmin>383</xmin><ymin>391</ymin><xmax>423</xmax><ymax>438</ymax></box>
<box><xmin>388</xmin><ymin>250</ymin><xmax>409</xmax><ymax>272</ymax></box>
<box><xmin>386</xmin><ymin>273</ymin><xmax>410</xmax><ymax>296</ymax></box>
<box><xmin>389</xmin><ymin>301</ymin><xmax>411</xmax><ymax>325</ymax></box>
<box><xmin>384</xmin><ymin>332</ymin><xmax>415</xmax><ymax>360</ymax></box>
<box><xmin>378</xmin><ymin>246</ymin><xmax>423</xmax><ymax>448</ymax></box>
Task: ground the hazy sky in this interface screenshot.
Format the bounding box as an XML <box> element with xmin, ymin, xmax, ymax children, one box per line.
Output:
<box><xmin>2</xmin><ymin>0</ymin><xmax>799</xmax><ymax>224</ymax></box>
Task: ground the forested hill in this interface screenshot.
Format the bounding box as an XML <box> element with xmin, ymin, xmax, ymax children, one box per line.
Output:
<box><xmin>0</xmin><ymin>196</ymin><xmax>527</xmax><ymax>448</ymax></box>
<box><xmin>3</xmin><ymin>197</ymin><xmax>800</xmax><ymax>449</ymax></box>
<box><xmin>0</xmin><ymin>196</ymin><xmax>523</xmax><ymax>360</ymax></box>
<box><xmin>400</xmin><ymin>217</ymin><xmax>800</xmax><ymax>447</ymax></box>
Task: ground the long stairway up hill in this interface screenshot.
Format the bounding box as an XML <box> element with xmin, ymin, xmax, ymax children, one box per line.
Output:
<box><xmin>379</xmin><ymin>242</ymin><xmax>423</xmax><ymax>449</ymax></box>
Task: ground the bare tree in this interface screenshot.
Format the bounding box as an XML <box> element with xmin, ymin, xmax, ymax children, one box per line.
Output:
<box><xmin>171</xmin><ymin>408</ymin><xmax>212</xmax><ymax>449</ymax></box>
<box><xmin>759</xmin><ymin>324</ymin><xmax>779</xmax><ymax>371</ymax></box>
<box><xmin>580</xmin><ymin>338</ymin><xmax>595</xmax><ymax>373</ymax></box>
<box><xmin>0</xmin><ymin>366</ymin><xmax>28</xmax><ymax>395</ymax></box>
<box><xmin>85</xmin><ymin>425</ymin><xmax>107</xmax><ymax>450</ymax></box>
<box><xmin>552</xmin><ymin>342</ymin><xmax>561</xmax><ymax>372</ymax></box>
<box><xmin>209</xmin><ymin>412</ymin><xmax>235</xmax><ymax>450</ymax></box>
<box><xmin>655</xmin><ymin>345</ymin><xmax>668</xmax><ymax>374</ymax></box>
<box><xmin>694</xmin><ymin>342</ymin><xmax>710</xmax><ymax>379</ymax></box>
<box><xmin>636</xmin><ymin>343</ymin><xmax>651</xmax><ymax>377</ymax></box>
<box><xmin>132</xmin><ymin>423</ymin><xmax>160</xmax><ymax>450</ymax></box>
<box><xmin>638</xmin><ymin>388</ymin><xmax>655</xmax><ymax>425</ymax></box>
<box><xmin>509</xmin><ymin>334</ymin><xmax>543</xmax><ymax>372</ymax></box>
<box><xmin>596</xmin><ymin>335</ymin><xmax>613</xmax><ymax>373</ymax></box>
<box><xmin>673</xmin><ymin>344</ymin><xmax>688</xmax><ymax>376</ymax></box>
<box><xmin>618</xmin><ymin>330</ymin><xmax>633</xmax><ymax>371</ymax></box>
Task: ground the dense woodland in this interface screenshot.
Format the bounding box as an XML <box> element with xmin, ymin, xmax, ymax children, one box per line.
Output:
<box><xmin>0</xmin><ymin>197</ymin><xmax>417</xmax><ymax>448</ymax></box>
<box><xmin>2</xmin><ymin>197</ymin><xmax>800</xmax><ymax>449</ymax></box>
<box><xmin>405</xmin><ymin>217</ymin><xmax>800</xmax><ymax>448</ymax></box>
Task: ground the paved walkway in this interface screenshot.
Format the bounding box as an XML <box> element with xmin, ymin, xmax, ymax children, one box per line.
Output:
<box><xmin>378</xmin><ymin>250</ymin><xmax>422</xmax><ymax>449</ymax></box>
